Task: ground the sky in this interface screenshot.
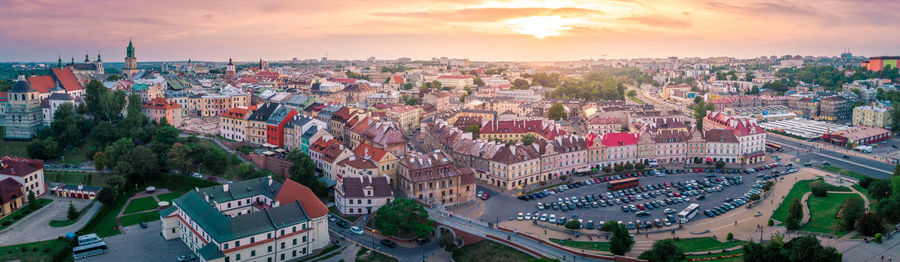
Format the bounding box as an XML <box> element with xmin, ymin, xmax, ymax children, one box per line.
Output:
<box><xmin>1</xmin><ymin>0</ymin><xmax>899</xmax><ymax>62</ymax></box>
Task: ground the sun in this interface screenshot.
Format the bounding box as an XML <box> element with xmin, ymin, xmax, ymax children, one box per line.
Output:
<box><xmin>505</xmin><ymin>15</ymin><xmax>585</xmax><ymax>38</ymax></box>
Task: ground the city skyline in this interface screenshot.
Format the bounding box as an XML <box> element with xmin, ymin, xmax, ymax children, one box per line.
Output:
<box><xmin>2</xmin><ymin>0</ymin><xmax>899</xmax><ymax>62</ymax></box>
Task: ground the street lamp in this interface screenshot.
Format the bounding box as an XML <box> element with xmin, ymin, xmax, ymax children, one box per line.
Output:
<box><xmin>371</xmin><ymin>229</ymin><xmax>377</xmax><ymax>249</ymax></box>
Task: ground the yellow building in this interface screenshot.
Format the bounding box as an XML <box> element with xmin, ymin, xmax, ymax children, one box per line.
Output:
<box><xmin>852</xmin><ymin>106</ymin><xmax>891</xmax><ymax>128</ymax></box>
<box><xmin>386</xmin><ymin>106</ymin><xmax>421</xmax><ymax>132</ymax></box>
<box><xmin>0</xmin><ymin>178</ymin><xmax>25</xmax><ymax>218</ymax></box>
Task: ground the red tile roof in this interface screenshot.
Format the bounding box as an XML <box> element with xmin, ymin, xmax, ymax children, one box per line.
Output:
<box><xmin>28</xmin><ymin>75</ymin><xmax>56</xmax><ymax>94</ymax></box>
<box><xmin>332</xmin><ymin>78</ymin><xmax>357</xmax><ymax>84</ymax></box>
<box><xmin>0</xmin><ymin>178</ymin><xmax>23</xmax><ymax>205</ymax></box>
<box><xmin>51</xmin><ymin>67</ymin><xmax>83</xmax><ymax>91</ymax></box>
<box><xmin>600</xmin><ymin>132</ymin><xmax>639</xmax><ymax>147</ymax></box>
<box><xmin>143</xmin><ymin>97</ymin><xmax>181</xmax><ymax>110</ymax></box>
<box><xmin>220</xmin><ymin>107</ymin><xmax>250</xmax><ymax>119</ymax></box>
<box><xmin>353</xmin><ymin>143</ymin><xmax>388</xmax><ymax>162</ymax></box>
<box><xmin>0</xmin><ymin>157</ymin><xmax>44</xmax><ymax>177</ymax></box>
<box><xmin>274</xmin><ymin>179</ymin><xmax>327</xmax><ymax>218</ymax></box>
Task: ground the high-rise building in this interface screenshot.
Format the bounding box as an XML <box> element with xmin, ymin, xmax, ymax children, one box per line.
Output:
<box><xmin>123</xmin><ymin>39</ymin><xmax>139</xmax><ymax>77</ymax></box>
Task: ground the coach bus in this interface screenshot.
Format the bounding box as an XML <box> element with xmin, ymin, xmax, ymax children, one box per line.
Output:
<box><xmin>77</xmin><ymin>233</ymin><xmax>101</xmax><ymax>246</ymax></box>
<box><xmin>608</xmin><ymin>178</ymin><xmax>639</xmax><ymax>191</ymax></box>
<box><xmin>765</xmin><ymin>142</ymin><xmax>783</xmax><ymax>152</ymax></box>
<box><xmin>677</xmin><ymin>203</ymin><xmax>701</xmax><ymax>223</ymax></box>
<box><xmin>73</xmin><ymin>242</ymin><xmax>108</xmax><ymax>260</ymax></box>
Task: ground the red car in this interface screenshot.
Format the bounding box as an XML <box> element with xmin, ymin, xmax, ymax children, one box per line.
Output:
<box><xmin>663</xmin><ymin>182</ymin><xmax>671</xmax><ymax>187</ymax></box>
<box><xmin>481</xmin><ymin>193</ymin><xmax>490</xmax><ymax>200</ymax></box>
<box><xmin>207</xmin><ymin>177</ymin><xmax>218</xmax><ymax>181</ymax></box>
<box><xmin>637</xmin><ymin>204</ymin><xmax>646</xmax><ymax>210</ymax></box>
<box><xmin>673</xmin><ymin>192</ymin><xmax>681</xmax><ymax>197</ymax></box>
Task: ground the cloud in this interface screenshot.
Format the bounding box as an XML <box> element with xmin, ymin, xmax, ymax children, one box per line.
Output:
<box><xmin>376</xmin><ymin>7</ymin><xmax>602</xmax><ymax>23</ymax></box>
<box><xmin>619</xmin><ymin>15</ymin><xmax>691</xmax><ymax>29</ymax></box>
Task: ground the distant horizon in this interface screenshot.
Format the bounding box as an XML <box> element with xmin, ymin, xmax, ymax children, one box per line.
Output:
<box><xmin>2</xmin><ymin>0</ymin><xmax>898</xmax><ymax>62</ymax></box>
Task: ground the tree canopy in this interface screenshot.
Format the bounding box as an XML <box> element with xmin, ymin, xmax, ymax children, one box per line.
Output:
<box><xmin>548</xmin><ymin>103</ymin><xmax>567</xmax><ymax>121</ymax></box>
<box><xmin>371</xmin><ymin>198</ymin><xmax>434</xmax><ymax>238</ymax></box>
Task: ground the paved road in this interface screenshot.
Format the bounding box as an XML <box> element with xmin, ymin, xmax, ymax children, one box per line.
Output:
<box><xmin>768</xmin><ymin>135</ymin><xmax>894</xmax><ymax>178</ymax></box>
<box><xmin>0</xmin><ymin>196</ymin><xmax>101</xmax><ymax>246</ymax></box>
<box><xmin>328</xmin><ymin>218</ymin><xmax>440</xmax><ymax>262</ymax></box>
<box><xmin>428</xmin><ymin>208</ymin><xmax>614</xmax><ymax>262</ymax></box>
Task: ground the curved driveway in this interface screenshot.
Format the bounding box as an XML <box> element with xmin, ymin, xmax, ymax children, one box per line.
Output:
<box><xmin>0</xmin><ymin>196</ymin><xmax>101</xmax><ymax>246</ymax></box>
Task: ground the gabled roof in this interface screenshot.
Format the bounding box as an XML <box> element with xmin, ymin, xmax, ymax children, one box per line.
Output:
<box><xmin>342</xmin><ymin>176</ymin><xmax>393</xmax><ymax>198</ymax></box>
<box><xmin>220</xmin><ymin>107</ymin><xmax>250</xmax><ymax>119</ymax></box>
<box><xmin>0</xmin><ymin>157</ymin><xmax>43</xmax><ymax>177</ymax></box>
<box><xmin>0</xmin><ymin>178</ymin><xmax>23</xmax><ymax>205</ymax></box>
<box><xmin>51</xmin><ymin>67</ymin><xmax>83</xmax><ymax>91</ymax></box>
<box><xmin>353</xmin><ymin>143</ymin><xmax>388</xmax><ymax>162</ymax></box>
<box><xmin>143</xmin><ymin>97</ymin><xmax>180</xmax><ymax>110</ymax></box>
<box><xmin>274</xmin><ymin>179</ymin><xmax>327</xmax><ymax>218</ymax></box>
<box><xmin>248</xmin><ymin>103</ymin><xmax>279</xmax><ymax>121</ymax></box>
<box><xmin>601</xmin><ymin>132</ymin><xmax>639</xmax><ymax>147</ymax></box>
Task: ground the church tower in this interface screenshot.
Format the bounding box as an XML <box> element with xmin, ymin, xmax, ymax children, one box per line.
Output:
<box><xmin>123</xmin><ymin>39</ymin><xmax>139</xmax><ymax>77</ymax></box>
<box><xmin>2</xmin><ymin>79</ymin><xmax>43</xmax><ymax>139</ymax></box>
<box><xmin>96</xmin><ymin>53</ymin><xmax>104</xmax><ymax>74</ymax></box>
<box><xmin>225</xmin><ymin>58</ymin><xmax>236</xmax><ymax>81</ymax></box>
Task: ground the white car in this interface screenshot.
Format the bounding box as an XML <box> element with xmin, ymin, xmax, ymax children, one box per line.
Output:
<box><xmin>537</xmin><ymin>202</ymin><xmax>545</xmax><ymax>210</ymax></box>
<box><xmin>350</xmin><ymin>226</ymin><xmax>364</xmax><ymax>236</ymax></box>
<box><xmin>516</xmin><ymin>212</ymin><xmax>524</xmax><ymax>220</ymax></box>
<box><xmin>664</xmin><ymin>208</ymin><xmax>675</xmax><ymax>214</ymax></box>
<box><xmin>524</xmin><ymin>213</ymin><xmax>532</xmax><ymax>220</ymax></box>
<box><xmin>532</xmin><ymin>213</ymin><xmax>540</xmax><ymax>221</ymax></box>
<box><xmin>540</xmin><ymin>213</ymin><xmax>549</xmax><ymax>222</ymax></box>
<box><xmin>549</xmin><ymin>214</ymin><xmax>557</xmax><ymax>223</ymax></box>
<box><xmin>191</xmin><ymin>173</ymin><xmax>203</xmax><ymax>178</ymax></box>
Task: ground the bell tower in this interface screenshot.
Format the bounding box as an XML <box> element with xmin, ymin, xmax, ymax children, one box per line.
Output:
<box><xmin>123</xmin><ymin>38</ymin><xmax>139</xmax><ymax>77</ymax></box>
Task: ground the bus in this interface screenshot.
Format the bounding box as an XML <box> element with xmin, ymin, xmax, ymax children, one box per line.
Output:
<box><xmin>765</xmin><ymin>142</ymin><xmax>783</xmax><ymax>152</ymax></box>
<box><xmin>677</xmin><ymin>203</ymin><xmax>700</xmax><ymax>223</ymax></box>
<box><xmin>608</xmin><ymin>178</ymin><xmax>639</xmax><ymax>191</ymax></box>
<box><xmin>72</xmin><ymin>242</ymin><xmax>107</xmax><ymax>260</ymax></box>
<box><xmin>77</xmin><ymin>233</ymin><xmax>101</xmax><ymax>246</ymax></box>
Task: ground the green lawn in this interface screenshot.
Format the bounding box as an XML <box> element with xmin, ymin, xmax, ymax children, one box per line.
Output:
<box><xmin>683</xmin><ymin>249</ymin><xmax>744</xmax><ymax>262</ymax></box>
<box><xmin>819</xmin><ymin>165</ymin><xmax>869</xmax><ymax>180</ymax></box>
<box><xmin>0</xmin><ymin>239</ymin><xmax>72</xmax><ymax>262</ymax></box>
<box><xmin>44</xmin><ymin>171</ymin><xmax>107</xmax><ymax>187</ymax></box>
<box><xmin>627</xmin><ymin>94</ymin><xmax>646</xmax><ymax>105</ymax></box>
<box><xmin>799</xmin><ymin>194</ymin><xmax>857</xmax><ymax>236</ymax></box>
<box><xmin>81</xmin><ymin>199</ymin><xmax>126</xmax><ymax>237</ymax></box>
<box><xmin>0</xmin><ymin>140</ymin><xmax>29</xmax><ymax>158</ymax></box>
<box><xmin>123</xmin><ymin>196</ymin><xmax>158</xmax><ymax>214</ymax></box>
<box><xmin>0</xmin><ymin>199</ymin><xmax>52</xmax><ymax>231</ymax></box>
<box><xmin>550</xmin><ymin>238</ymin><xmax>610</xmax><ymax>251</ymax></box>
<box><xmin>672</xmin><ymin>237</ymin><xmax>743</xmax><ymax>252</ymax></box>
<box><xmin>771</xmin><ymin>180</ymin><xmax>813</xmax><ymax>222</ymax></box>
<box><xmin>355</xmin><ymin>247</ymin><xmax>398</xmax><ymax>262</ymax></box>
<box><xmin>453</xmin><ymin>240</ymin><xmax>536</xmax><ymax>262</ymax></box>
<box><xmin>119</xmin><ymin>211</ymin><xmax>160</xmax><ymax>227</ymax></box>
<box><xmin>155</xmin><ymin>192</ymin><xmax>181</xmax><ymax>203</ymax></box>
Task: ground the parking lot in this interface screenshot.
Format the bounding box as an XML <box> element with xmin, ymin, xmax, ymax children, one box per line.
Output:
<box><xmin>83</xmin><ymin>221</ymin><xmax>192</xmax><ymax>262</ymax></box>
<box><xmin>479</xmin><ymin>166</ymin><xmax>788</xmax><ymax>233</ymax></box>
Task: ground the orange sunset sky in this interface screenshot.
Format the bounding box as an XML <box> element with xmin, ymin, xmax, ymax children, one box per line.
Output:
<box><xmin>1</xmin><ymin>0</ymin><xmax>898</xmax><ymax>62</ymax></box>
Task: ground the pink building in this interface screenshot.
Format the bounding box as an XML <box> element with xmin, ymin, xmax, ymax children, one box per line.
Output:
<box><xmin>142</xmin><ymin>97</ymin><xmax>183</xmax><ymax>127</ymax></box>
<box><xmin>600</xmin><ymin>132</ymin><xmax>639</xmax><ymax>166</ymax></box>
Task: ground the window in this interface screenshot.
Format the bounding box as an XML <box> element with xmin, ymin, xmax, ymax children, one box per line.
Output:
<box><xmin>224</xmin><ymin>243</ymin><xmax>229</xmax><ymax>249</ymax></box>
<box><xmin>250</xmin><ymin>237</ymin><xmax>255</xmax><ymax>243</ymax></box>
<box><xmin>293</xmin><ymin>239</ymin><xmax>297</xmax><ymax>245</ymax></box>
<box><xmin>251</xmin><ymin>250</ymin><xmax>255</xmax><ymax>257</ymax></box>
<box><xmin>268</xmin><ymin>246</ymin><xmax>273</xmax><ymax>252</ymax></box>
<box><xmin>235</xmin><ymin>241</ymin><xmax>240</xmax><ymax>247</ymax></box>
<box><xmin>236</xmin><ymin>254</ymin><xmax>241</xmax><ymax>260</ymax></box>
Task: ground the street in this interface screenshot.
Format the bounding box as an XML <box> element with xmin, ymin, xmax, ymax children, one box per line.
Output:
<box><xmin>328</xmin><ymin>217</ymin><xmax>441</xmax><ymax>261</ymax></box>
<box><xmin>768</xmin><ymin>135</ymin><xmax>895</xmax><ymax>178</ymax></box>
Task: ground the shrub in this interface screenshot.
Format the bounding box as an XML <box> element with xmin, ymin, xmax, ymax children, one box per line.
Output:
<box><xmin>694</xmin><ymin>158</ymin><xmax>702</xmax><ymax>164</ymax></box>
<box><xmin>875</xmin><ymin>233</ymin><xmax>883</xmax><ymax>243</ymax></box>
<box><xmin>539</xmin><ymin>181</ymin><xmax>546</xmax><ymax>186</ymax></box>
<box><xmin>559</xmin><ymin>175</ymin><xmax>568</xmax><ymax>181</ymax></box>
<box><xmin>810</xmin><ymin>181</ymin><xmax>828</xmax><ymax>197</ymax></box>
<box><xmin>603</xmin><ymin>166</ymin><xmax>612</xmax><ymax>173</ymax></box>
<box><xmin>624</xmin><ymin>163</ymin><xmax>634</xmax><ymax>170</ymax></box>
<box><xmin>750</xmin><ymin>194</ymin><xmax>760</xmax><ymax>201</ymax></box>
<box><xmin>1</xmin><ymin>221</ymin><xmax>11</xmax><ymax>226</ymax></box>
<box><xmin>726</xmin><ymin>232</ymin><xmax>733</xmax><ymax>241</ymax></box>
<box><xmin>768</xmin><ymin>219</ymin><xmax>774</xmax><ymax>226</ymax></box>
<box><xmin>858</xmin><ymin>177</ymin><xmax>874</xmax><ymax>189</ymax></box>
<box><xmin>858</xmin><ymin>213</ymin><xmax>885</xmax><ymax>236</ymax></box>
<box><xmin>565</xmin><ymin>220</ymin><xmax>582</xmax><ymax>229</ymax></box>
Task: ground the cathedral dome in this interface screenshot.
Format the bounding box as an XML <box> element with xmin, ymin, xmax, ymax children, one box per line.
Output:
<box><xmin>10</xmin><ymin>80</ymin><xmax>36</xmax><ymax>93</ymax></box>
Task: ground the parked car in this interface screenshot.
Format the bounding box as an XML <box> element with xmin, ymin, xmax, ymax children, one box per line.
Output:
<box><xmin>380</xmin><ymin>239</ymin><xmax>398</xmax><ymax>248</ymax></box>
<box><xmin>177</xmin><ymin>255</ymin><xmax>198</xmax><ymax>262</ymax></box>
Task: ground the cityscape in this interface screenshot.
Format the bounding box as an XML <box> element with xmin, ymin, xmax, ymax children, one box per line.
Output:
<box><xmin>1</xmin><ymin>1</ymin><xmax>900</xmax><ymax>262</ymax></box>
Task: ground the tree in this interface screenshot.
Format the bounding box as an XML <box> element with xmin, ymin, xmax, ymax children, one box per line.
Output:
<box><xmin>609</xmin><ymin>221</ymin><xmax>634</xmax><ymax>255</ymax></box>
<box><xmin>726</xmin><ymin>232</ymin><xmax>733</xmax><ymax>241</ymax></box>
<box><xmin>287</xmin><ymin>150</ymin><xmax>327</xmax><ymax>197</ymax></box>
<box><xmin>635</xmin><ymin>163</ymin><xmax>646</xmax><ymax>170</ymax></box>
<box><xmin>439</xmin><ymin>236</ymin><xmax>462</xmax><ymax>252</ymax></box>
<box><xmin>786</xmin><ymin>197</ymin><xmax>802</xmax><ymax>230</ymax></box>
<box><xmin>859</xmin><ymin>176</ymin><xmax>875</xmax><ymax>189</ymax></box>
<box><xmin>603</xmin><ymin>166</ymin><xmax>612</xmax><ymax>173</ymax></box>
<box><xmin>513</xmin><ymin>79</ymin><xmax>530</xmax><ymax>89</ymax></box>
<box><xmin>892</xmin><ymin>103</ymin><xmax>900</xmax><ymax>133</ymax></box>
<box><xmin>405</xmin><ymin>98</ymin><xmax>418</xmax><ymax>106</ymax></box>
<box><xmin>868</xmin><ymin>179</ymin><xmax>893</xmax><ymax>200</ymax></box>
<box><xmin>371</xmin><ymin>198</ymin><xmax>434</xmax><ymax>238</ymax></box>
<box><xmin>750</xmin><ymin>193</ymin><xmax>761</xmax><ymax>201</ymax></box>
<box><xmin>784</xmin><ymin>235</ymin><xmax>842</xmax><ymax>262</ymax></box>
<box><xmin>614</xmin><ymin>165</ymin><xmax>624</xmax><ymax>172</ymax></box>
<box><xmin>128</xmin><ymin>146</ymin><xmax>159</xmax><ymax>182</ymax></box>
<box><xmin>692</xmin><ymin>100</ymin><xmax>715</xmax><ymax>130</ymax></box>
<box><xmin>715</xmin><ymin>160</ymin><xmax>725</xmax><ymax>169</ymax></box>
<box><xmin>85</xmin><ymin>80</ymin><xmax>107</xmax><ymax>117</ymax></box>
<box><xmin>167</xmin><ymin>143</ymin><xmax>194</xmax><ymax>176</ymax></box>
<box><xmin>877</xmin><ymin>197</ymin><xmax>900</xmax><ymax>222</ymax></box>
<box><xmin>626</xmin><ymin>90</ymin><xmax>637</xmax><ymax>98</ymax></box>
<box><xmin>810</xmin><ymin>181</ymin><xmax>828</xmax><ymax>197</ymax></box>
<box><xmin>27</xmin><ymin>192</ymin><xmax>36</xmax><ymax>208</ymax></box>
<box><xmin>564</xmin><ymin>219</ymin><xmax>581</xmax><ymax>229</ymax></box>
<box><xmin>97</xmin><ymin>187</ymin><xmax>117</xmax><ymax>205</ymax></box>
<box><xmin>857</xmin><ymin>213</ymin><xmax>884</xmax><ymax>236</ymax></box>
<box><xmin>624</xmin><ymin>163</ymin><xmax>634</xmax><ymax>170</ymax></box>
<box><xmin>548</xmin><ymin>103</ymin><xmax>566</xmax><ymax>121</ymax></box>
<box><xmin>638</xmin><ymin>239</ymin><xmax>684</xmax><ymax>262</ymax></box>
<box><xmin>67</xmin><ymin>202</ymin><xmax>79</xmax><ymax>220</ymax></box>
<box><xmin>840</xmin><ymin>196</ymin><xmax>865</xmax><ymax>231</ymax></box>
<box><xmin>473</xmin><ymin>76</ymin><xmax>485</xmax><ymax>87</ymax></box>
<box><xmin>465</xmin><ymin>124</ymin><xmax>481</xmax><ymax>139</ymax></box>
<box><xmin>744</xmin><ymin>72</ymin><xmax>754</xmax><ymax>82</ymax></box>
<box><xmin>521</xmin><ymin>134</ymin><xmax>536</xmax><ymax>145</ymax></box>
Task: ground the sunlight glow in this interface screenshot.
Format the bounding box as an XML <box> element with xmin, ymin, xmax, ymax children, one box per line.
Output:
<box><xmin>505</xmin><ymin>15</ymin><xmax>586</xmax><ymax>38</ymax></box>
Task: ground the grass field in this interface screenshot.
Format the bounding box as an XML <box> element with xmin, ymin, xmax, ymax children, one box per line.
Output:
<box><xmin>81</xmin><ymin>198</ymin><xmax>125</xmax><ymax>237</ymax></box>
<box><xmin>672</xmin><ymin>237</ymin><xmax>743</xmax><ymax>252</ymax></box>
<box><xmin>453</xmin><ymin>240</ymin><xmax>536</xmax><ymax>262</ymax></box>
<box><xmin>799</xmin><ymin>194</ymin><xmax>858</xmax><ymax>236</ymax></box>
<box><xmin>683</xmin><ymin>249</ymin><xmax>744</xmax><ymax>262</ymax></box>
<box><xmin>0</xmin><ymin>239</ymin><xmax>72</xmax><ymax>262</ymax></box>
<box><xmin>819</xmin><ymin>165</ymin><xmax>869</xmax><ymax>180</ymax></box>
<box><xmin>122</xmin><ymin>196</ymin><xmax>159</xmax><ymax>214</ymax></box>
<box><xmin>771</xmin><ymin>180</ymin><xmax>813</xmax><ymax>222</ymax></box>
<box><xmin>0</xmin><ymin>140</ymin><xmax>29</xmax><ymax>158</ymax></box>
<box><xmin>44</xmin><ymin>171</ymin><xmax>107</xmax><ymax>187</ymax></box>
<box><xmin>551</xmin><ymin>238</ymin><xmax>611</xmax><ymax>251</ymax></box>
<box><xmin>155</xmin><ymin>192</ymin><xmax>181</xmax><ymax>203</ymax></box>
<box><xmin>119</xmin><ymin>212</ymin><xmax>160</xmax><ymax>227</ymax></box>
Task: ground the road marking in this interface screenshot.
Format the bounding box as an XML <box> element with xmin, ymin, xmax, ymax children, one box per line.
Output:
<box><xmin>775</xmin><ymin>142</ymin><xmax>892</xmax><ymax>175</ymax></box>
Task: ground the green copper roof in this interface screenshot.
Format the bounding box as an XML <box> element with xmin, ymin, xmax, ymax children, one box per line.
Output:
<box><xmin>127</xmin><ymin>40</ymin><xmax>135</xmax><ymax>58</ymax></box>
<box><xmin>131</xmin><ymin>83</ymin><xmax>150</xmax><ymax>91</ymax></box>
<box><xmin>197</xmin><ymin>243</ymin><xmax>224</xmax><ymax>260</ymax></box>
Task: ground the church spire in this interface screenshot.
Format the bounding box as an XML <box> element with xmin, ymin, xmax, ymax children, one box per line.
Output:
<box><xmin>57</xmin><ymin>54</ymin><xmax>62</xmax><ymax>69</ymax></box>
<box><xmin>97</xmin><ymin>53</ymin><xmax>102</xmax><ymax>62</ymax></box>
<box><xmin>84</xmin><ymin>53</ymin><xmax>90</xmax><ymax>63</ymax></box>
<box><xmin>126</xmin><ymin>37</ymin><xmax>135</xmax><ymax>58</ymax></box>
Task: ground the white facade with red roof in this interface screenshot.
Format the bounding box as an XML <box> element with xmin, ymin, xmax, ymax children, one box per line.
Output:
<box><xmin>703</xmin><ymin>111</ymin><xmax>767</xmax><ymax>164</ymax></box>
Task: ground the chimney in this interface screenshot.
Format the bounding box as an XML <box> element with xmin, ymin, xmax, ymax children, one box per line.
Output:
<box><xmin>273</xmin><ymin>201</ymin><xmax>280</xmax><ymax>207</ymax></box>
<box><xmin>223</xmin><ymin>183</ymin><xmax>229</xmax><ymax>192</ymax></box>
<box><xmin>195</xmin><ymin>187</ymin><xmax>200</xmax><ymax>192</ymax></box>
<box><xmin>267</xmin><ymin>175</ymin><xmax>273</xmax><ymax>186</ymax></box>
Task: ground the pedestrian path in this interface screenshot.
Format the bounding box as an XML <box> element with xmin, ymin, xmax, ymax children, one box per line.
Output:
<box><xmin>115</xmin><ymin>189</ymin><xmax>171</xmax><ymax>234</ymax></box>
<box><xmin>800</xmin><ymin>192</ymin><xmax>811</xmax><ymax>225</ymax></box>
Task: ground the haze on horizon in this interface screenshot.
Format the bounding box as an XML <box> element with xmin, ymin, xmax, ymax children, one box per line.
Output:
<box><xmin>1</xmin><ymin>0</ymin><xmax>898</xmax><ymax>62</ymax></box>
